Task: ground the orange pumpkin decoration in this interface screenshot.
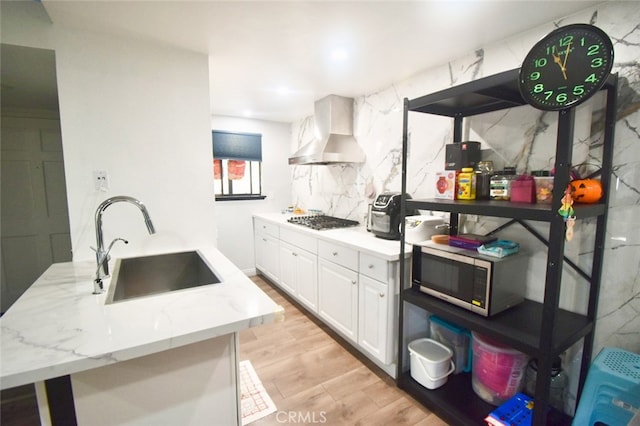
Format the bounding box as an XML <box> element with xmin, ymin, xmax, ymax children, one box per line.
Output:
<box><xmin>570</xmin><ymin>179</ymin><xmax>603</xmax><ymax>203</ymax></box>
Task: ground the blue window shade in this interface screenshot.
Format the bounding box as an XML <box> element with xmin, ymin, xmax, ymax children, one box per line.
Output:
<box><xmin>212</xmin><ymin>130</ymin><xmax>262</xmax><ymax>161</ymax></box>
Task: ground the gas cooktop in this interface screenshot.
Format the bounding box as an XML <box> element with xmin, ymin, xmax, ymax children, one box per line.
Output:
<box><xmin>287</xmin><ymin>215</ymin><xmax>359</xmax><ymax>230</ymax></box>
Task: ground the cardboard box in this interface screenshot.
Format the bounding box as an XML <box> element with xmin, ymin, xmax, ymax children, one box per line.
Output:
<box><xmin>445</xmin><ymin>142</ymin><xmax>481</xmax><ymax>170</ymax></box>
<box><xmin>435</xmin><ymin>170</ymin><xmax>456</xmax><ymax>200</ymax></box>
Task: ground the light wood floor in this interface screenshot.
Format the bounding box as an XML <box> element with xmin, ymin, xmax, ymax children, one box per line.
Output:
<box><xmin>0</xmin><ymin>275</ymin><xmax>446</xmax><ymax>426</ymax></box>
<box><xmin>240</xmin><ymin>275</ymin><xmax>446</xmax><ymax>426</ymax></box>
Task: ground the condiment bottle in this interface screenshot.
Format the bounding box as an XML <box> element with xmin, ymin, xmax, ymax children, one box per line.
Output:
<box><xmin>457</xmin><ymin>167</ymin><xmax>476</xmax><ymax>200</ymax></box>
<box><xmin>475</xmin><ymin>161</ymin><xmax>494</xmax><ymax>200</ymax></box>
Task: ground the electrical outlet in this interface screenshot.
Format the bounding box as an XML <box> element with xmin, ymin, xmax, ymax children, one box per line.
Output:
<box><xmin>93</xmin><ymin>170</ymin><xmax>109</xmax><ymax>191</ymax></box>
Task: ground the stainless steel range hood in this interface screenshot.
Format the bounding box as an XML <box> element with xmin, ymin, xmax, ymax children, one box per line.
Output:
<box><xmin>288</xmin><ymin>95</ymin><xmax>365</xmax><ymax>165</ymax></box>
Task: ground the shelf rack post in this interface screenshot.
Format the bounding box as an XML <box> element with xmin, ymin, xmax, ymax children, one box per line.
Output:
<box><xmin>533</xmin><ymin>107</ymin><xmax>575</xmax><ymax>424</ymax></box>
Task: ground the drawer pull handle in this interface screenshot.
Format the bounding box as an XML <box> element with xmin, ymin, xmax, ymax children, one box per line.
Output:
<box><xmin>351</xmin><ymin>280</ymin><xmax>356</xmax><ymax>285</ymax></box>
<box><xmin>368</xmin><ymin>264</ymin><xmax>374</xmax><ymax>269</ymax></box>
<box><xmin>379</xmin><ymin>293</ymin><xmax>385</xmax><ymax>298</ymax></box>
<box><xmin>332</xmin><ymin>252</ymin><xmax>338</xmax><ymax>256</ymax></box>
<box><xmin>262</xmin><ymin>238</ymin><xmax>267</xmax><ymax>242</ymax></box>
<box><xmin>293</xmin><ymin>252</ymin><xmax>298</xmax><ymax>257</ymax></box>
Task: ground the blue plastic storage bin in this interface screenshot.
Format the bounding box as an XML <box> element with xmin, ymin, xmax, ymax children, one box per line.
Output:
<box><xmin>429</xmin><ymin>315</ymin><xmax>472</xmax><ymax>374</ymax></box>
<box><xmin>573</xmin><ymin>347</ymin><xmax>640</xmax><ymax>426</ymax></box>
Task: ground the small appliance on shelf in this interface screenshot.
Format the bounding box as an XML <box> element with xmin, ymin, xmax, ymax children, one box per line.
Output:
<box><xmin>369</xmin><ymin>192</ymin><xmax>412</xmax><ymax>240</ymax></box>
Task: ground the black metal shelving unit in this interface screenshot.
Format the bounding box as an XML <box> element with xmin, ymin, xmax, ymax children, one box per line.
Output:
<box><xmin>397</xmin><ymin>68</ymin><xmax>618</xmax><ymax>425</ymax></box>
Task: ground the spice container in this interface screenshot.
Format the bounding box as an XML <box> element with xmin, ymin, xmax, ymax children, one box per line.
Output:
<box><xmin>533</xmin><ymin>170</ymin><xmax>554</xmax><ymax>204</ymax></box>
<box><xmin>457</xmin><ymin>167</ymin><xmax>476</xmax><ymax>200</ymax></box>
<box><xmin>475</xmin><ymin>161</ymin><xmax>494</xmax><ymax>200</ymax></box>
<box><xmin>490</xmin><ymin>167</ymin><xmax>517</xmax><ymax>201</ymax></box>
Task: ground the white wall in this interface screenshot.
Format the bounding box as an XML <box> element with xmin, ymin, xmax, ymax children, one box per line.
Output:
<box><xmin>211</xmin><ymin>116</ymin><xmax>291</xmax><ymax>274</ymax></box>
<box><xmin>2</xmin><ymin>2</ymin><xmax>217</xmax><ymax>261</ymax></box>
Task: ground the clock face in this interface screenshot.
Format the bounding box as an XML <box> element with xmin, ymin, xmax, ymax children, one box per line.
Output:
<box><xmin>519</xmin><ymin>24</ymin><xmax>614</xmax><ymax>110</ymax></box>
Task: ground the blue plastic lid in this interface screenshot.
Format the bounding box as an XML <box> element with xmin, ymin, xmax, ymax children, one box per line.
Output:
<box><xmin>430</xmin><ymin>315</ymin><xmax>467</xmax><ymax>334</ymax></box>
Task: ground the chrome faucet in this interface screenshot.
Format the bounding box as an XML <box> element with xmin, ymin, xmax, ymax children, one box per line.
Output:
<box><xmin>93</xmin><ymin>237</ymin><xmax>128</xmax><ymax>294</ymax></box>
<box><xmin>93</xmin><ymin>196</ymin><xmax>155</xmax><ymax>293</ymax></box>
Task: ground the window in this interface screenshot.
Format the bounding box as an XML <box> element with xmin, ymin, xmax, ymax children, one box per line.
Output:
<box><xmin>212</xmin><ymin>130</ymin><xmax>265</xmax><ymax>201</ymax></box>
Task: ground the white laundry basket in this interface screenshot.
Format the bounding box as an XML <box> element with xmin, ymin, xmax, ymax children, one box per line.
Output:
<box><xmin>408</xmin><ymin>338</ymin><xmax>455</xmax><ymax>389</ymax></box>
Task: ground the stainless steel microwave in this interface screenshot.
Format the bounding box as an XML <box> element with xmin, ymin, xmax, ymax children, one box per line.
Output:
<box><xmin>412</xmin><ymin>242</ymin><xmax>527</xmax><ymax>317</ymax></box>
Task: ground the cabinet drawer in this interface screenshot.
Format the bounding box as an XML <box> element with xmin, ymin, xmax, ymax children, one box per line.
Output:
<box><xmin>280</xmin><ymin>227</ymin><xmax>317</xmax><ymax>254</ymax></box>
<box><xmin>359</xmin><ymin>252</ymin><xmax>388</xmax><ymax>283</ymax></box>
<box><xmin>254</xmin><ymin>218</ymin><xmax>279</xmax><ymax>238</ymax></box>
<box><xmin>318</xmin><ymin>240</ymin><xmax>358</xmax><ymax>271</ymax></box>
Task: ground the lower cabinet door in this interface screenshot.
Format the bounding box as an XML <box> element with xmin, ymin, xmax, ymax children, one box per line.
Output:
<box><xmin>295</xmin><ymin>249</ymin><xmax>318</xmax><ymax>313</ymax></box>
<box><xmin>358</xmin><ymin>274</ymin><xmax>389</xmax><ymax>363</ymax></box>
<box><xmin>318</xmin><ymin>258</ymin><xmax>358</xmax><ymax>343</ymax></box>
<box><xmin>255</xmin><ymin>233</ymin><xmax>280</xmax><ymax>283</ymax></box>
<box><xmin>278</xmin><ymin>242</ymin><xmax>297</xmax><ymax>296</ymax></box>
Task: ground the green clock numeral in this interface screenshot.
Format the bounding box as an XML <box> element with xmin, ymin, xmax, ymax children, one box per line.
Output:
<box><xmin>533</xmin><ymin>84</ymin><xmax>544</xmax><ymax>93</ymax></box>
<box><xmin>573</xmin><ymin>85</ymin><xmax>585</xmax><ymax>96</ymax></box>
<box><xmin>591</xmin><ymin>57</ymin><xmax>604</xmax><ymax>68</ymax></box>
<box><xmin>559</xmin><ymin>35</ymin><xmax>573</xmax><ymax>46</ymax></box>
<box><xmin>544</xmin><ymin>90</ymin><xmax>554</xmax><ymax>100</ymax></box>
<box><xmin>585</xmin><ymin>73</ymin><xmax>598</xmax><ymax>83</ymax></box>
<box><xmin>587</xmin><ymin>44</ymin><xmax>600</xmax><ymax>56</ymax></box>
<box><xmin>530</xmin><ymin>72</ymin><xmax>541</xmax><ymax>81</ymax></box>
<box><xmin>556</xmin><ymin>93</ymin><xmax>568</xmax><ymax>103</ymax></box>
<box><xmin>534</xmin><ymin>58</ymin><xmax>547</xmax><ymax>68</ymax></box>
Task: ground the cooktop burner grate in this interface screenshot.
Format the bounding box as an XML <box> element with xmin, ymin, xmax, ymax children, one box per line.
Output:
<box><xmin>287</xmin><ymin>215</ymin><xmax>359</xmax><ymax>230</ymax></box>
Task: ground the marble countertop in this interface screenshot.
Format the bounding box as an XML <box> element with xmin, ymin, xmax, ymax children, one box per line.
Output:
<box><xmin>254</xmin><ymin>213</ymin><xmax>410</xmax><ymax>261</ymax></box>
<box><xmin>0</xmin><ymin>246</ymin><xmax>280</xmax><ymax>390</ymax></box>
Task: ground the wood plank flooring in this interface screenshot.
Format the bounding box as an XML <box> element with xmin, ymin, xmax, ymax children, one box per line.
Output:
<box><xmin>0</xmin><ymin>274</ymin><xmax>446</xmax><ymax>426</ymax></box>
<box><xmin>240</xmin><ymin>275</ymin><xmax>446</xmax><ymax>426</ymax></box>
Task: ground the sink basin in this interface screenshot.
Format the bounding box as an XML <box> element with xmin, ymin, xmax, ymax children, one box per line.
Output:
<box><xmin>106</xmin><ymin>250</ymin><xmax>222</xmax><ymax>304</ymax></box>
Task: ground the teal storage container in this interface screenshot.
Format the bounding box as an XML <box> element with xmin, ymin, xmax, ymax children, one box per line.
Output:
<box><xmin>429</xmin><ymin>315</ymin><xmax>472</xmax><ymax>374</ymax></box>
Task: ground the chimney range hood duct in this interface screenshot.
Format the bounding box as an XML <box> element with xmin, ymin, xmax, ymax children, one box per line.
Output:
<box><xmin>288</xmin><ymin>95</ymin><xmax>365</xmax><ymax>165</ymax></box>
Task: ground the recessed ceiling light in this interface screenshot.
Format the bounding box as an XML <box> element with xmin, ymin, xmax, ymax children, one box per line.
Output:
<box><xmin>277</xmin><ymin>86</ymin><xmax>291</xmax><ymax>96</ymax></box>
<box><xmin>331</xmin><ymin>48</ymin><xmax>349</xmax><ymax>61</ymax></box>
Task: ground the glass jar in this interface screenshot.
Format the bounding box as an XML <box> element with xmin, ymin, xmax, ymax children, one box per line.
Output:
<box><xmin>525</xmin><ymin>357</ymin><xmax>567</xmax><ymax>412</ymax></box>
<box><xmin>490</xmin><ymin>167</ymin><xmax>517</xmax><ymax>200</ymax></box>
<box><xmin>475</xmin><ymin>161</ymin><xmax>494</xmax><ymax>200</ymax></box>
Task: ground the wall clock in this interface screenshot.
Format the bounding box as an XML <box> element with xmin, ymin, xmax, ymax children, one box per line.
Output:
<box><xmin>519</xmin><ymin>24</ymin><xmax>614</xmax><ymax>110</ymax></box>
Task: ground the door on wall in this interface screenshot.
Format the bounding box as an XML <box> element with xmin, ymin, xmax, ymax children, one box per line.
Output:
<box><xmin>1</xmin><ymin>44</ymin><xmax>72</xmax><ymax>313</ymax></box>
<box><xmin>1</xmin><ymin>116</ymin><xmax>72</xmax><ymax>313</ymax></box>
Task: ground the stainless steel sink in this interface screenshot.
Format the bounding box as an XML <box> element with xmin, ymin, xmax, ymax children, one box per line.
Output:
<box><xmin>105</xmin><ymin>250</ymin><xmax>222</xmax><ymax>304</ymax></box>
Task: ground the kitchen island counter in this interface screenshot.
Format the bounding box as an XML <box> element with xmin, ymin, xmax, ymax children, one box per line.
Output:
<box><xmin>0</xmin><ymin>245</ymin><xmax>280</xmax><ymax>391</ymax></box>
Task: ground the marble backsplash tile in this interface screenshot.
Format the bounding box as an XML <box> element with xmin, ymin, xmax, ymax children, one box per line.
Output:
<box><xmin>290</xmin><ymin>2</ymin><xmax>640</xmax><ymax>356</ymax></box>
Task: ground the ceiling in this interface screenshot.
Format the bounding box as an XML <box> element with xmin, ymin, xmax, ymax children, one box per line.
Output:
<box><xmin>7</xmin><ymin>1</ymin><xmax>601</xmax><ymax>123</ymax></box>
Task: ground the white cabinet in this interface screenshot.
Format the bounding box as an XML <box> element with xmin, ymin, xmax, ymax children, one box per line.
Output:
<box><xmin>253</xmin><ymin>215</ymin><xmax>403</xmax><ymax>378</ymax></box>
<box><xmin>318</xmin><ymin>240</ymin><xmax>359</xmax><ymax>343</ymax></box>
<box><xmin>318</xmin><ymin>258</ymin><xmax>358</xmax><ymax>343</ymax></box>
<box><xmin>358</xmin><ymin>274</ymin><xmax>389</xmax><ymax>363</ymax></box>
<box><xmin>278</xmin><ymin>242</ymin><xmax>297</xmax><ymax>295</ymax></box>
<box><xmin>279</xmin><ymin>240</ymin><xmax>318</xmax><ymax>312</ymax></box>
<box><xmin>358</xmin><ymin>251</ymin><xmax>402</xmax><ymax>366</ymax></box>
<box><xmin>254</xmin><ymin>218</ymin><xmax>280</xmax><ymax>283</ymax></box>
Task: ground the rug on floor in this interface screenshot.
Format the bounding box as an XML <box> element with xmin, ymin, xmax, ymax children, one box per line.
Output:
<box><xmin>239</xmin><ymin>360</ymin><xmax>276</xmax><ymax>425</ymax></box>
